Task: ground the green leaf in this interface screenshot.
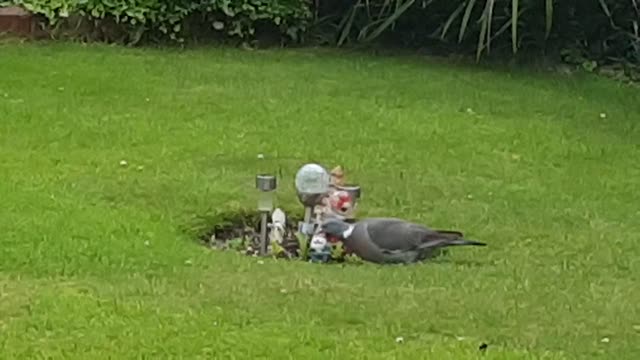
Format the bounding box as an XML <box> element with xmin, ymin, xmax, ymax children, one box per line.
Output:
<box><xmin>459</xmin><ymin>0</ymin><xmax>478</xmax><ymax>43</ymax></box>
<box><xmin>485</xmin><ymin>0</ymin><xmax>495</xmax><ymax>54</ymax></box>
<box><xmin>441</xmin><ymin>2</ymin><xmax>466</xmax><ymax>40</ymax></box>
<box><xmin>295</xmin><ymin>232</ymin><xmax>309</xmax><ymax>259</ymax></box>
<box><xmin>545</xmin><ymin>0</ymin><xmax>553</xmax><ymax>40</ymax></box>
<box><xmin>598</xmin><ymin>0</ymin><xmax>612</xmax><ymax>18</ymax></box>
<box><xmin>337</xmin><ymin>1</ymin><xmax>360</xmax><ymax>47</ymax></box>
<box><xmin>511</xmin><ymin>0</ymin><xmax>518</xmax><ymax>54</ymax></box>
<box><xmin>330</xmin><ymin>242</ymin><xmax>345</xmax><ymax>260</ymax></box>
<box><xmin>476</xmin><ymin>0</ymin><xmax>490</xmax><ymax>61</ymax></box>
<box><xmin>363</xmin><ymin>0</ymin><xmax>416</xmax><ymax>43</ymax></box>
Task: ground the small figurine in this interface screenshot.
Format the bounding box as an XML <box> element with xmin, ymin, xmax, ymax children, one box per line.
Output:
<box><xmin>330</xmin><ymin>166</ymin><xmax>345</xmax><ymax>187</ymax></box>
<box><xmin>311</xmin><ymin>165</ymin><xmax>353</xmax><ymax>222</ymax></box>
<box><xmin>268</xmin><ymin>208</ymin><xmax>287</xmax><ymax>245</ymax></box>
<box><xmin>328</xmin><ymin>189</ymin><xmax>355</xmax><ymax>219</ymax></box>
<box><xmin>309</xmin><ymin>233</ymin><xmax>332</xmax><ymax>263</ymax></box>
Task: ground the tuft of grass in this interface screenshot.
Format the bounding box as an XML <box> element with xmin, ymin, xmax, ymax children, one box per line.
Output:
<box><xmin>1</xmin><ymin>42</ymin><xmax>640</xmax><ymax>359</ymax></box>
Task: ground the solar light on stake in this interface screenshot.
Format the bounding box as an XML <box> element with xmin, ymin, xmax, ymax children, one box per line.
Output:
<box><xmin>294</xmin><ymin>164</ymin><xmax>330</xmax><ymax>236</ymax></box>
<box><xmin>256</xmin><ymin>174</ymin><xmax>277</xmax><ymax>255</ymax></box>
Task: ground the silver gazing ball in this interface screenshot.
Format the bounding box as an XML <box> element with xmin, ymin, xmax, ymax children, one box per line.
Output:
<box><xmin>294</xmin><ymin>163</ymin><xmax>330</xmax><ymax>206</ymax></box>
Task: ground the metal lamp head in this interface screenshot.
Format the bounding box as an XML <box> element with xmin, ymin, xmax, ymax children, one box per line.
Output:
<box><xmin>256</xmin><ymin>174</ymin><xmax>276</xmax><ymax>212</ymax></box>
<box><xmin>256</xmin><ymin>174</ymin><xmax>277</xmax><ymax>192</ymax></box>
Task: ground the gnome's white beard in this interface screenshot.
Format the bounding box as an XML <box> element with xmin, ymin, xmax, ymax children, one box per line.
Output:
<box><xmin>342</xmin><ymin>225</ymin><xmax>355</xmax><ymax>239</ymax></box>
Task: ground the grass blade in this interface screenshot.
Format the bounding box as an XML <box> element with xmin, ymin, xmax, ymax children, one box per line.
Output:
<box><xmin>337</xmin><ymin>1</ymin><xmax>361</xmax><ymax>46</ymax></box>
<box><xmin>486</xmin><ymin>0</ymin><xmax>495</xmax><ymax>54</ymax></box>
<box><xmin>363</xmin><ymin>0</ymin><xmax>416</xmax><ymax>42</ymax></box>
<box><xmin>476</xmin><ymin>0</ymin><xmax>490</xmax><ymax>60</ymax></box>
<box><xmin>441</xmin><ymin>2</ymin><xmax>466</xmax><ymax>40</ymax></box>
<box><xmin>357</xmin><ymin>18</ymin><xmax>386</xmax><ymax>41</ymax></box>
<box><xmin>377</xmin><ymin>0</ymin><xmax>392</xmax><ymax>19</ymax></box>
<box><xmin>491</xmin><ymin>11</ymin><xmax>519</xmax><ymax>45</ymax></box>
<box><xmin>598</xmin><ymin>0</ymin><xmax>611</xmax><ymax>18</ymax></box>
<box><xmin>598</xmin><ymin>0</ymin><xmax>621</xmax><ymax>30</ymax></box>
<box><xmin>459</xmin><ymin>0</ymin><xmax>478</xmax><ymax>43</ymax></box>
<box><xmin>512</xmin><ymin>0</ymin><xmax>519</xmax><ymax>54</ymax></box>
<box><xmin>479</xmin><ymin>8</ymin><xmax>525</xmax><ymax>54</ymax></box>
<box><xmin>545</xmin><ymin>0</ymin><xmax>553</xmax><ymax>40</ymax></box>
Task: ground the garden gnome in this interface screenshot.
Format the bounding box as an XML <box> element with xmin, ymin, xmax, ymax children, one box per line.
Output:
<box><xmin>322</xmin><ymin>165</ymin><xmax>357</xmax><ymax>220</ymax></box>
<box><xmin>309</xmin><ymin>233</ymin><xmax>332</xmax><ymax>263</ymax></box>
<box><xmin>320</xmin><ymin>217</ymin><xmax>486</xmax><ymax>264</ymax></box>
<box><xmin>330</xmin><ymin>166</ymin><xmax>345</xmax><ymax>187</ymax></box>
<box><xmin>327</xmin><ymin>189</ymin><xmax>355</xmax><ymax>220</ymax></box>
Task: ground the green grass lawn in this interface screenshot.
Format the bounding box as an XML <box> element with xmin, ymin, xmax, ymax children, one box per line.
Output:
<box><xmin>1</xmin><ymin>42</ymin><xmax>639</xmax><ymax>359</ymax></box>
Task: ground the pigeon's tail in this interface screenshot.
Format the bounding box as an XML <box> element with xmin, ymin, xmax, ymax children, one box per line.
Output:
<box><xmin>420</xmin><ymin>238</ymin><xmax>487</xmax><ymax>249</ymax></box>
<box><xmin>438</xmin><ymin>238</ymin><xmax>487</xmax><ymax>247</ymax></box>
<box><xmin>431</xmin><ymin>230</ymin><xmax>486</xmax><ymax>247</ymax></box>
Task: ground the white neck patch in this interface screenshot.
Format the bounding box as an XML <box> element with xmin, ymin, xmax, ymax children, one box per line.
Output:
<box><xmin>342</xmin><ymin>224</ymin><xmax>355</xmax><ymax>238</ymax></box>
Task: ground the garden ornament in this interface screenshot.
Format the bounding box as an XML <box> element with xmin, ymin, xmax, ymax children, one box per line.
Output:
<box><xmin>314</xmin><ymin>189</ymin><xmax>354</xmax><ymax>221</ymax></box>
<box><xmin>330</xmin><ymin>166</ymin><xmax>345</xmax><ymax>187</ymax></box>
<box><xmin>268</xmin><ymin>208</ymin><xmax>286</xmax><ymax>245</ymax></box>
<box><xmin>315</xmin><ymin>165</ymin><xmax>361</xmax><ymax>221</ymax></box>
<box><xmin>309</xmin><ymin>233</ymin><xmax>332</xmax><ymax>263</ymax></box>
<box><xmin>320</xmin><ymin>217</ymin><xmax>486</xmax><ymax>264</ymax></box>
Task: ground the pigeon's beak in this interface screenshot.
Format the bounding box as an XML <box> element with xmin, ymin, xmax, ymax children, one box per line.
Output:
<box><xmin>319</xmin><ymin>223</ymin><xmax>335</xmax><ymax>236</ymax></box>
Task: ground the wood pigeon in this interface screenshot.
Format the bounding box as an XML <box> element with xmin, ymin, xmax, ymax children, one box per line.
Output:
<box><xmin>319</xmin><ymin>217</ymin><xmax>486</xmax><ymax>264</ymax></box>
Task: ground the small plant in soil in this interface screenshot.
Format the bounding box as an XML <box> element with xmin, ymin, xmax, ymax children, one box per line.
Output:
<box><xmin>199</xmin><ymin>209</ymin><xmax>349</xmax><ymax>262</ymax></box>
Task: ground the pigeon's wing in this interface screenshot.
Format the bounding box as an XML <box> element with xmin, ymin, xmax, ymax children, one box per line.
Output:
<box><xmin>356</xmin><ymin>218</ymin><xmax>485</xmax><ymax>263</ymax></box>
<box><xmin>379</xmin><ymin>248</ymin><xmax>420</xmax><ymax>264</ymax></box>
<box><xmin>342</xmin><ymin>221</ymin><xmax>389</xmax><ymax>264</ymax></box>
<box><xmin>362</xmin><ymin>218</ymin><xmax>433</xmax><ymax>251</ymax></box>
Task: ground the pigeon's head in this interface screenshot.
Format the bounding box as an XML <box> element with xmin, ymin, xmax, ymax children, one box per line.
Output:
<box><xmin>320</xmin><ymin>219</ymin><xmax>352</xmax><ymax>239</ymax></box>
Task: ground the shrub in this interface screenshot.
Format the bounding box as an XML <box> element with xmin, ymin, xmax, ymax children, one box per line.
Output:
<box><xmin>3</xmin><ymin>0</ymin><xmax>638</xmax><ymax>70</ymax></box>
<box><xmin>323</xmin><ymin>0</ymin><xmax>640</xmax><ymax>65</ymax></box>
<box><xmin>3</xmin><ymin>0</ymin><xmax>312</xmax><ymax>44</ymax></box>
